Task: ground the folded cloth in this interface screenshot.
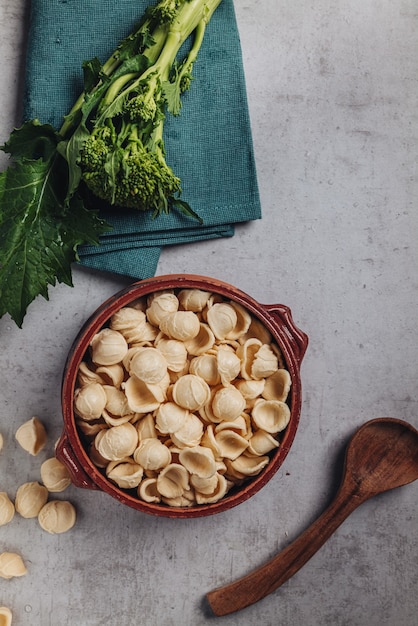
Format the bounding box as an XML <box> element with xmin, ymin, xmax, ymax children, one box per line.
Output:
<box><xmin>23</xmin><ymin>0</ymin><xmax>261</xmax><ymax>280</ymax></box>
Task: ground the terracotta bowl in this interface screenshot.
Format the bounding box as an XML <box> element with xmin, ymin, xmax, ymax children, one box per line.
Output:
<box><xmin>57</xmin><ymin>274</ymin><xmax>308</xmax><ymax>518</ymax></box>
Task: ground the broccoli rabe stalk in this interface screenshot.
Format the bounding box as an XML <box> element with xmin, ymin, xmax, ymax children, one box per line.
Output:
<box><xmin>59</xmin><ymin>0</ymin><xmax>223</xmax><ymax>218</ymax></box>
<box><xmin>0</xmin><ymin>0</ymin><xmax>223</xmax><ymax>326</ymax></box>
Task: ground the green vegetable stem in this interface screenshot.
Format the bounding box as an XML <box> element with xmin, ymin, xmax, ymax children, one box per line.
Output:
<box><xmin>0</xmin><ymin>0</ymin><xmax>222</xmax><ymax>327</ymax></box>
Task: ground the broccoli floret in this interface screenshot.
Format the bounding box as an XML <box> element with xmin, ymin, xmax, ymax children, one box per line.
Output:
<box><xmin>124</xmin><ymin>72</ymin><xmax>164</xmax><ymax>124</ymax></box>
<box><xmin>78</xmin><ymin>119</ymin><xmax>181</xmax><ymax>215</ymax></box>
<box><xmin>126</xmin><ymin>92</ymin><xmax>158</xmax><ymax>123</ymax></box>
<box><xmin>117</xmin><ymin>146</ymin><xmax>182</xmax><ymax>212</ymax></box>
<box><xmin>79</xmin><ymin>125</ymin><xmax>112</xmax><ymax>169</ymax></box>
<box><xmin>150</xmin><ymin>0</ymin><xmax>184</xmax><ymax>24</ymax></box>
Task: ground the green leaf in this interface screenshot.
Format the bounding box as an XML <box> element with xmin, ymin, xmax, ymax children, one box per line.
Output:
<box><xmin>171</xmin><ymin>198</ymin><xmax>203</xmax><ymax>223</ymax></box>
<box><xmin>1</xmin><ymin>120</ymin><xmax>60</xmax><ymax>161</ymax></box>
<box><xmin>82</xmin><ymin>57</ymin><xmax>104</xmax><ymax>93</ymax></box>
<box><xmin>103</xmin><ymin>145</ymin><xmax>125</xmax><ymax>203</ymax></box>
<box><xmin>162</xmin><ymin>58</ymin><xmax>194</xmax><ymax>116</ymax></box>
<box><xmin>0</xmin><ymin>156</ymin><xmax>110</xmax><ymax>326</ymax></box>
<box><xmin>162</xmin><ymin>78</ymin><xmax>183</xmax><ymax>116</ymax></box>
<box><xmin>57</xmin><ymin>122</ymin><xmax>90</xmax><ymax>202</ymax></box>
<box><xmin>119</xmin><ymin>19</ymin><xmax>156</xmax><ymax>57</ymax></box>
<box><xmin>114</xmin><ymin>53</ymin><xmax>150</xmax><ymax>78</ymax></box>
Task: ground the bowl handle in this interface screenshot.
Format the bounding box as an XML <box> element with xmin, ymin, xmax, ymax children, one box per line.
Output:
<box><xmin>56</xmin><ymin>433</ymin><xmax>100</xmax><ymax>491</ymax></box>
<box><xmin>264</xmin><ymin>304</ymin><xmax>308</xmax><ymax>366</ymax></box>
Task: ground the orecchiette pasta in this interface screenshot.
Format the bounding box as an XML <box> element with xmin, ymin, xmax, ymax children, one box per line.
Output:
<box><xmin>178</xmin><ymin>446</ymin><xmax>217</xmax><ymax>479</ymax></box>
<box><xmin>74</xmin><ymin>288</ymin><xmax>292</xmax><ymax>507</ymax></box>
<box><xmin>128</xmin><ymin>347</ymin><xmax>168</xmax><ymax>384</ymax></box>
<box><xmin>170</xmin><ymin>413</ymin><xmax>204</xmax><ymax>449</ymax></box>
<box><xmin>216</xmin><ymin>346</ymin><xmax>241</xmax><ymax>386</ymax></box>
<box><xmin>159</xmin><ymin>311</ymin><xmax>200</xmax><ymax>341</ymax></box>
<box><xmin>0</xmin><ymin>493</ymin><xmax>15</xmax><ymax>526</ymax></box>
<box><xmin>211</xmin><ymin>386</ymin><xmax>246</xmax><ymax>422</ymax></box>
<box><xmin>38</xmin><ymin>500</ymin><xmax>76</xmax><ymax>534</ymax></box>
<box><xmin>110</xmin><ymin>306</ymin><xmax>158</xmax><ymax>344</ymax></box>
<box><xmin>177</xmin><ymin>288</ymin><xmax>211</xmax><ymax>312</ymax></box>
<box><xmin>133</xmin><ymin>438</ymin><xmax>172</xmax><ymax>471</ymax></box>
<box><xmin>106</xmin><ymin>458</ymin><xmax>144</xmax><ymax>489</ymax></box>
<box><xmin>15</xmin><ymin>417</ymin><xmax>47</xmax><ymax>456</ymax></box>
<box><xmin>15</xmin><ymin>482</ymin><xmax>48</xmax><ymax>518</ymax></box>
<box><xmin>157</xmin><ymin>463</ymin><xmax>189</xmax><ymax>499</ymax></box>
<box><xmin>146</xmin><ymin>291</ymin><xmax>179</xmax><ymax>326</ymax></box>
<box><xmin>172</xmin><ymin>374</ymin><xmax>211</xmax><ymax>411</ymax></box>
<box><xmin>206</xmin><ymin>302</ymin><xmax>237</xmax><ymax>340</ymax></box>
<box><xmin>74</xmin><ymin>383</ymin><xmax>107</xmax><ymax>421</ymax></box>
<box><xmin>95</xmin><ymin>422</ymin><xmax>138</xmax><ymax>461</ymax></box>
<box><xmin>40</xmin><ymin>457</ymin><xmax>72</xmax><ymax>493</ymax></box>
<box><xmin>0</xmin><ymin>606</ymin><xmax>13</xmax><ymax>626</ymax></box>
<box><xmin>154</xmin><ymin>337</ymin><xmax>188</xmax><ymax>372</ymax></box>
<box><xmin>262</xmin><ymin>368</ymin><xmax>292</xmax><ymax>402</ymax></box>
<box><xmin>90</xmin><ymin>328</ymin><xmax>128</xmax><ymax>366</ymax></box>
<box><xmin>195</xmin><ymin>473</ymin><xmax>229</xmax><ymax>505</ymax></box>
<box><xmin>183</xmin><ymin>323</ymin><xmax>215</xmax><ymax>356</ymax></box>
<box><xmin>155</xmin><ymin>402</ymin><xmax>189</xmax><ymax>435</ymax></box>
<box><xmin>189</xmin><ymin>354</ymin><xmax>220</xmax><ymax>386</ymax></box>
<box><xmin>251</xmin><ymin>399</ymin><xmax>291</xmax><ymax>434</ymax></box>
<box><xmin>0</xmin><ymin>553</ymin><xmax>27</xmax><ymax>579</ymax></box>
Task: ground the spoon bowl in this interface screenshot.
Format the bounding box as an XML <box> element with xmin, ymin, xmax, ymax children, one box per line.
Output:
<box><xmin>344</xmin><ymin>418</ymin><xmax>418</xmax><ymax>498</ymax></box>
<box><xmin>207</xmin><ymin>417</ymin><xmax>418</xmax><ymax>616</ymax></box>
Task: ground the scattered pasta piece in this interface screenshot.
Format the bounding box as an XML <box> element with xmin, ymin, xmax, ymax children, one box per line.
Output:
<box><xmin>40</xmin><ymin>457</ymin><xmax>72</xmax><ymax>493</ymax></box>
<box><xmin>0</xmin><ymin>606</ymin><xmax>12</xmax><ymax>626</ymax></box>
<box><xmin>0</xmin><ymin>433</ymin><xmax>4</xmax><ymax>452</ymax></box>
<box><xmin>0</xmin><ymin>492</ymin><xmax>15</xmax><ymax>526</ymax></box>
<box><xmin>15</xmin><ymin>417</ymin><xmax>47</xmax><ymax>456</ymax></box>
<box><xmin>15</xmin><ymin>482</ymin><xmax>49</xmax><ymax>519</ymax></box>
<box><xmin>0</xmin><ymin>552</ymin><xmax>27</xmax><ymax>579</ymax></box>
<box><xmin>38</xmin><ymin>500</ymin><xmax>76</xmax><ymax>534</ymax></box>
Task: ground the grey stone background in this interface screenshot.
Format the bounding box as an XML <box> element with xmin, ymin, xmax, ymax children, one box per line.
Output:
<box><xmin>0</xmin><ymin>1</ymin><xmax>417</xmax><ymax>624</ymax></box>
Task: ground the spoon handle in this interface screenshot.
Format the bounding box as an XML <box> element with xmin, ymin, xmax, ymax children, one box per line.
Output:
<box><xmin>206</xmin><ymin>486</ymin><xmax>363</xmax><ymax>616</ymax></box>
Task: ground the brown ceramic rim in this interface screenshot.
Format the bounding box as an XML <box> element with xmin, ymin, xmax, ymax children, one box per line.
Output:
<box><xmin>58</xmin><ymin>274</ymin><xmax>308</xmax><ymax>518</ymax></box>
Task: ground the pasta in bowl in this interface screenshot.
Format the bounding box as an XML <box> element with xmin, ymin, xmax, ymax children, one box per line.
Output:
<box><xmin>58</xmin><ymin>275</ymin><xmax>308</xmax><ymax>518</ymax></box>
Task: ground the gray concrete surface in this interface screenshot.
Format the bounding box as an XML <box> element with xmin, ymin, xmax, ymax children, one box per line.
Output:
<box><xmin>0</xmin><ymin>1</ymin><xmax>417</xmax><ymax>625</ymax></box>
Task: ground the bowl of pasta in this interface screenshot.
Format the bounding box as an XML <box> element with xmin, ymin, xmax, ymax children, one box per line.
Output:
<box><xmin>57</xmin><ymin>274</ymin><xmax>308</xmax><ymax>518</ymax></box>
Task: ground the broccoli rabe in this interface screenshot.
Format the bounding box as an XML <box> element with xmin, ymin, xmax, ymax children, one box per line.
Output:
<box><xmin>0</xmin><ymin>0</ymin><xmax>223</xmax><ymax>326</ymax></box>
<box><xmin>60</xmin><ymin>0</ymin><xmax>222</xmax><ymax>218</ymax></box>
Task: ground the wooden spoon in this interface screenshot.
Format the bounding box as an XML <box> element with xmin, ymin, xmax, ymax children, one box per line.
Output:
<box><xmin>206</xmin><ymin>418</ymin><xmax>418</xmax><ymax>616</ymax></box>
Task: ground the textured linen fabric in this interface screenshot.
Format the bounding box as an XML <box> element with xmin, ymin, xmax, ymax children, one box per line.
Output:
<box><xmin>23</xmin><ymin>0</ymin><xmax>261</xmax><ymax>279</ymax></box>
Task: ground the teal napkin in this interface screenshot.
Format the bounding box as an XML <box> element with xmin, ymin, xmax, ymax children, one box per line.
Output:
<box><xmin>23</xmin><ymin>0</ymin><xmax>261</xmax><ymax>279</ymax></box>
